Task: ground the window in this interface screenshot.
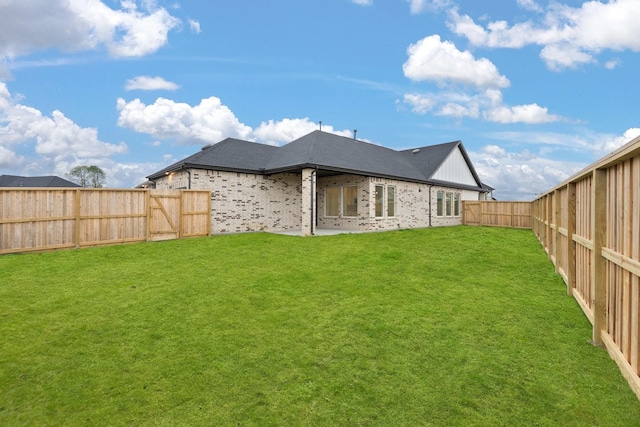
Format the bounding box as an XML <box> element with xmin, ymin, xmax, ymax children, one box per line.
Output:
<box><xmin>454</xmin><ymin>193</ymin><xmax>460</xmax><ymax>216</ymax></box>
<box><xmin>437</xmin><ymin>191</ymin><xmax>444</xmax><ymax>216</ymax></box>
<box><xmin>375</xmin><ymin>185</ymin><xmax>384</xmax><ymax>217</ymax></box>
<box><xmin>342</xmin><ymin>186</ymin><xmax>358</xmax><ymax>217</ymax></box>
<box><xmin>387</xmin><ymin>186</ymin><xmax>395</xmax><ymax>217</ymax></box>
<box><xmin>326</xmin><ymin>187</ymin><xmax>339</xmax><ymax>217</ymax></box>
<box><xmin>437</xmin><ymin>191</ymin><xmax>461</xmax><ymax>217</ymax></box>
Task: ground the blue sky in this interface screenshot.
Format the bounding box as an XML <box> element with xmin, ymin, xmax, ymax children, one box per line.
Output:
<box><xmin>1</xmin><ymin>0</ymin><xmax>639</xmax><ymax>200</ymax></box>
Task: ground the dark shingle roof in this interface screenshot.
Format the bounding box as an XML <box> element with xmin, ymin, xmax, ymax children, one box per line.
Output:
<box><xmin>147</xmin><ymin>130</ymin><xmax>488</xmax><ymax>191</ymax></box>
<box><xmin>149</xmin><ymin>138</ymin><xmax>279</xmax><ymax>177</ymax></box>
<box><xmin>264</xmin><ymin>131</ymin><xmax>426</xmax><ymax>181</ymax></box>
<box><xmin>0</xmin><ymin>175</ymin><xmax>81</xmax><ymax>188</ymax></box>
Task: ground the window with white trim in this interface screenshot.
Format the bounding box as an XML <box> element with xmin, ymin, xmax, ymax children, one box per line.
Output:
<box><xmin>325</xmin><ymin>185</ymin><xmax>359</xmax><ymax>217</ymax></box>
<box><xmin>375</xmin><ymin>185</ymin><xmax>384</xmax><ymax>217</ymax></box>
<box><xmin>374</xmin><ymin>184</ymin><xmax>396</xmax><ymax>218</ymax></box>
<box><xmin>454</xmin><ymin>193</ymin><xmax>460</xmax><ymax>216</ymax></box>
<box><xmin>342</xmin><ymin>186</ymin><xmax>358</xmax><ymax>217</ymax></box>
<box><xmin>387</xmin><ymin>186</ymin><xmax>396</xmax><ymax>217</ymax></box>
<box><xmin>436</xmin><ymin>190</ymin><xmax>461</xmax><ymax>217</ymax></box>
<box><xmin>326</xmin><ymin>187</ymin><xmax>339</xmax><ymax>217</ymax></box>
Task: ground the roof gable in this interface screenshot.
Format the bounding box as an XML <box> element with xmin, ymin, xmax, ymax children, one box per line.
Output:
<box><xmin>400</xmin><ymin>141</ymin><xmax>459</xmax><ymax>179</ymax></box>
<box><xmin>431</xmin><ymin>145</ymin><xmax>479</xmax><ymax>187</ymax></box>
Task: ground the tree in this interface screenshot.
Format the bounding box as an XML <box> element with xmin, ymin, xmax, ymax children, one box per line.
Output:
<box><xmin>67</xmin><ymin>165</ymin><xmax>106</xmax><ymax>188</ymax></box>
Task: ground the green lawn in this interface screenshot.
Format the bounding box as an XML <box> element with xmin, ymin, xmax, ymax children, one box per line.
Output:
<box><xmin>1</xmin><ymin>226</ymin><xmax>639</xmax><ymax>426</ymax></box>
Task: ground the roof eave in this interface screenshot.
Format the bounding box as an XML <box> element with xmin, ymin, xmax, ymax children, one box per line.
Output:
<box><xmin>147</xmin><ymin>162</ymin><xmax>267</xmax><ymax>180</ymax></box>
<box><xmin>264</xmin><ymin>163</ymin><xmax>429</xmax><ymax>183</ymax></box>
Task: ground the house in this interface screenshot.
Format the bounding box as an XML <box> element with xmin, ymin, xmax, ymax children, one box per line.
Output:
<box><xmin>147</xmin><ymin>130</ymin><xmax>491</xmax><ymax>235</ymax></box>
<box><xmin>0</xmin><ymin>175</ymin><xmax>81</xmax><ymax>188</ymax></box>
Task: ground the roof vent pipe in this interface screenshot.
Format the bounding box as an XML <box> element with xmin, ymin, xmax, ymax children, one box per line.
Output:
<box><xmin>319</xmin><ymin>121</ymin><xmax>322</xmax><ymax>131</ymax></box>
<box><xmin>353</xmin><ymin>129</ymin><xmax>357</xmax><ymax>140</ymax></box>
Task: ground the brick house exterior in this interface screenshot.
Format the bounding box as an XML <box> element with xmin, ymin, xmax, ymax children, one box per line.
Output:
<box><xmin>148</xmin><ymin>130</ymin><xmax>492</xmax><ymax>235</ymax></box>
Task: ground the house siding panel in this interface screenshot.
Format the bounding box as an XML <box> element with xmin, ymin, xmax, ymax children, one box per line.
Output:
<box><xmin>432</xmin><ymin>147</ymin><xmax>477</xmax><ymax>187</ymax></box>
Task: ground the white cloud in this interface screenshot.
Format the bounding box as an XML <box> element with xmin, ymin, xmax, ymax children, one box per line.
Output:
<box><xmin>0</xmin><ymin>145</ymin><xmax>24</xmax><ymax>168</ymax></box>
<box><xmin>403</xmin><ymin>93</ymin><xmax>438</xmax><ymax>114</ymax></box>
<box><xmin>102</xmin><ymin>161</ymin><xmax>164</xmax><ymax>188</ymax></box>
<box><xmin>406</xmin><ymin>0</ymin><xmax>452</xmax><ymax>14</ymax></box>
<box><xmin>403</xmin><ymin>88</ymin><xmax>561</xmax><ymax>124</ymax></box>
<box><xmin>539</xmin><ymin>44</ymin><xmax>595</xmax><ymax>70</ymax></box>
<box><xmin>125</xmin><ymin>75</ymin><xmax>180</xmax><ymax>91</ymax></box>
<box><xmin>351</xmin><ymin>0</ymin><xmax>373</xmax><ymax>6</ymax></box>
<box><xmin>604</xmin><ymin>58</ymin><xmax>621</xmax><ymax>69</ymax></box>
<box><xmin>188</xmin><ymin>18</ymin><xmax>201</xmax><ymax>34</ymax></box>
<box><xmin>401</xmin><ymin>36</ymin><xmax>562</xmax><ymax>124</ymax></box>
<box><xmin>484</xmin><ymin>103</ymin><xmax>560</xmax><ymax>124</ymax></box>
<box><xmin>0</xmin><ymin>0</ymin><xmax>180</xmax><ymax>64</ymax></box>
<box><xmin>117</xmin><ymin>96</ymin><xmax>354</xmax><ymax>147</ymax></box>
<box><xmin>517</xmin><ymin>0</ymin><xmax>543</xmax><ymax>13</ymax></box>
<box><xmin>0</xmin><ymin>82</ymin><xmax>127</xmax><ymax>177</ymax></box>
<box><xmin>482</xmin><ymin>90</ymin><xmax>562</xmax><ymax>124</ymax></box>
<box><xmin>116</xmin><ymin>96</ymin><xmax>253</xmax><ymax>143</ymax></box>
<box><xmin>403</xmin><ymin>35</ymin><xmax>510</xmax><ymax>89</ymax></box>
<box><xmin>470</xmin><ymin>145</ymin><xmax>584</xmax><ymax>200</ymax></box>
<box><xmin>601</xmin><ymin>127</ymin><xmax>640</xmax><ymax>153</ymax></box>
<box><xmin>487</xmin><ymin>127</ymin><xmax>640</xmax><ymax>159</ymax></box>
<box><xmin>253</xmin><ymin>118</ymin><xmax>352</xmax><ymax>146</ymax></box>
<box><xmin>448</xmin><ymin>1</ymin><xmax>640</xmax><ymax>70</ymax></box>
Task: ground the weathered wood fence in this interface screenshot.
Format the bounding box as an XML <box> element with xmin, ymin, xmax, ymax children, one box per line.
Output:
<box><xmin>0</xmin><ymin>188</ymin><xmax>211</xmax><ymax>255</ymax></box>
<box><xmin>462</xmin><ymin>201</ymin><xmax>532</xmax><ymax>229</ymax></box>
<box><xmin>533</xmin><ymin>135</ymin><xmax>640</xmax><ymax>400</ymax></box>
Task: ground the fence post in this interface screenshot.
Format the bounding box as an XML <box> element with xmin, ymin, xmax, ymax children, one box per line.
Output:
<box><xmin>592</xmin><ymin>168</ymin><xmax>607</xmax><ymax>346</ymax></box>
<box><xmin>74</xmin><ymin>189</ymin><xmax>81</xmax><ymax>248</ymax></box>
<box><xmin>145</xmin><ymin>190</ymin><xmax>151</xmax><ymax>242</ymax></box>
<box><xmin>179</xmin><ymin>191</ymin><xmax>184</xmax><ymax>239</ymax></box>
<box><xmin>567</xmin><ymin>182</ymin><xmax>577</xmax><ymax>296</ymax></box>
<box><xmin>546</xmin><ymin>195</ymin><xmax>552</xmax><ymax>259</ymax></box>
<box><xmin>554</xmin><ymin>190</ymin><xmax>561</xmax><ymax>274</ymax></box>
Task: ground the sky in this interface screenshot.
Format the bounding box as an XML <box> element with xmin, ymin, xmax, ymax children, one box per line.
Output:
<box><xmin>1</xmin><ymin>0</ymin><xmax>639</xmax><ymax>200</ymax></box>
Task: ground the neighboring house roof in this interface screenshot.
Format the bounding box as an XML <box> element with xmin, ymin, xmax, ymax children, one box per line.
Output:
<box><xmin>147</xmin><ymin>130</ymin><xmax>490</xmax><ymax>192</ymax></box>
<box><xmin>0</xmin><ymin>174</ymin><xmax>81</xmax><ymax>188</ymax></box>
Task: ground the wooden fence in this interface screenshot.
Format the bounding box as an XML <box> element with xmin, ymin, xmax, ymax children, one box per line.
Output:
<box><xmin>462</xmin><ymin>201</ymin><xmax>532</xmax><ymax>229</ymax></box>
<box><xmin>0</xmin><ymin>188</ymin><xmax>211</xmax><ymax>255</ymax></box>
<box><xmin>533</xmin><ymin>135</ymin><xmax>640</xmax><ymax>401</ymax></box>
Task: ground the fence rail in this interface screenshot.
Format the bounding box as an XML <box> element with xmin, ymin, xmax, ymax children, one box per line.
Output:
<box><xmin>462</xmin><ymin>201</ymin><xmax>532</xmax><ymax>229</ymax></box>
<box><xmin>0</xmin><ymin>188</ymin><xmax>211</xmax><ymax>255</ymax></box>
<box><xmin>533</xmin><ymin>135</ymin><xmax>640</xmax><ymax>401</ymax></box>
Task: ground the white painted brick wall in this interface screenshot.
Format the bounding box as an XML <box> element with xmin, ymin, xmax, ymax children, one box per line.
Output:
<box><xmin>155</xmin><ymin>169</ymin><xmax>481</xmax><ymax>234</ymax></box>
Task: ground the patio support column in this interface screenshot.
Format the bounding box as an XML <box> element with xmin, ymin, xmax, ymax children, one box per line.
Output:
<box><xmin>301</xmin><ymin>168</ymin><xmax>315</xmax><ymax>236</ymax></box>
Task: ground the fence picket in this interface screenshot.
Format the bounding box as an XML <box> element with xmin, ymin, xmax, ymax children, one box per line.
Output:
<box><xmin>0</xmin><ymin>188</ymin><xmax>210</xmax><ymax>254</ymax></box>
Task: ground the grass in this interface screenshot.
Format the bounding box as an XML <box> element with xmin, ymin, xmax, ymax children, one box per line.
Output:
<box><xmin>1</xmin><ymin>226</ymin><xmax>639</xmax><ymax>426</ymax></box>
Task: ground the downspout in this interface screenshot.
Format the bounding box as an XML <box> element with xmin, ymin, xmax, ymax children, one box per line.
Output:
<box><xmin>428</xmin><ymin>184</ymin><xmax>433</xmax><ymax>227</ymax></box>
<box><xmin>186</xmin><ymin>169</ymin><xmax>191</xmax><ymax>189</ymax></box>
<box><xmin>311</xmin><ymin>167</ymin><xmax>317</xmax><ymax>236</ymax></box>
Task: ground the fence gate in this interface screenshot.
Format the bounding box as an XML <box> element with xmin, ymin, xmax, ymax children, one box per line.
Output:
<box><xmin>463</xmin><ymin>201</ymin><xmax>481</xmax><ymax>226</ymax></box>
<box><xmin>149</xmin><ymin>190</ymin><xmax>182</xmax><ymax>241</ymax></box>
